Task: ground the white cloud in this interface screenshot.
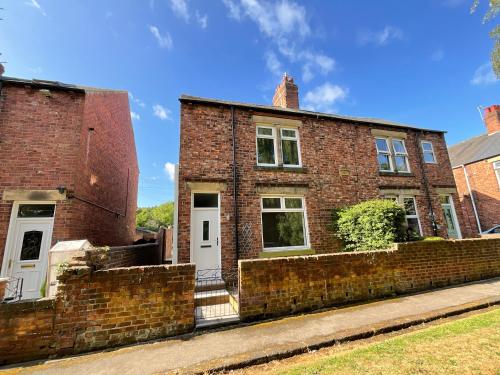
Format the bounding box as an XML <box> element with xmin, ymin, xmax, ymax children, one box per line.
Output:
<box><xmin>358</xmin><ymin>26</ymin><xmax>403</xmax><ymax>47</ymax></box>
<box><xmin>153</xmin><ymin>104</ymin><xmax>172</xmax><ymax>120</ymax></box>
<box><xmin>265</xmin><ymin>51</ymin><xmax>283</xmax><ymax>76</ymax></box>
<box><xmin>301</xmin><ymin>52</ymin><xmax>335</xmax><ymax>82</ymax></box>
<box><xmin>149</xmin><ymin>25</ymin><xmax>173</xmax><ymax>49</ymax></box>
<box><xmin>431</xmin><ymin>49</ymin><xmax>445</xmax><ymax>62</ymax></box>
<box><xmin>26</xmin><ymin>0</ymin><xmax>46</xmax><ymax>16</ymax></box>
<box><xmin>303</xmin><ymin>82</ymin><xmax>348</xmax><ymax>113</ymax></box>
<box><xmin>222</xmin><ymin>0</ymin><xmax>241</xmax><ymax>20</ymax></box>
<box><xmin>129</xmin><ymin>92</ymin><xmax>146</xmax><ymax>108</ymax></box>
<box><xmin>196</xmin><ymin>11</ymin><xmax>208</xmax><ymax>29</ymax></box>
<box><xmin>130</xmin><ymin>111</ymin><xmax>140</xmax><ymax>121</ymax></box>
<box><xmin>170</xmin><ymin>0</ymin><xmax>190</xmax><ymax>22</ymax></box>
<box><xmin>471</xmin><ymin>62</ymin><xmax>498</xmax><ymax>86</ymax></box>
<box><xmin>164</xmin><ymin>162</ymin><xmax>176</xmax><ymax>182</ymax></box>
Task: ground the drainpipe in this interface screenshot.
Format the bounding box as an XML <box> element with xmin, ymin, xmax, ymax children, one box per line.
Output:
<box><xmin>231</xmin><ymin>106</ymin><xmax>240</xmax><ymax>260</ymax></box>
<box><xmin>416</xmin><ymin>131</ymin><xmax>438</xmax><ymax>236</ymax></box>
<box><xmin>461</xmin><ymin>164</ymin><xmax>482</xmax><ymax>234</ymax></box>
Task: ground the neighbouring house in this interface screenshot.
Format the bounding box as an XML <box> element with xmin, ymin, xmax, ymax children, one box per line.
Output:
<box><xmin>174</xmin><ymin>74</ymin><xmax>466</xmax><ymax>275</ymax></box>
<box><xmin>448</xmin><ymin>105</ymin><xmax>500</xmax><ymax>236</ymax></box>
<box><xmin>0</xmin><ymin>76</ymin><xmax>139</xmax><ymax>299</ymax></box>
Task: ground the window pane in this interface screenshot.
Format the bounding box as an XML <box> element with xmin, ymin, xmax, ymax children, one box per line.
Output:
<box><xmin>262</xmin><ymin>198</ymin><xmax>281</xmax><ymax>209</ymax></box>
<box><xmin>403</xmin><ymin>198</ymin><xmax>417</xmax><ymax>215</ymax></box>
<box><xmin>285</xmin><ymin>198</ymin><xmax>302</xmax><ymax>209</ymax></box>
<box><xmin>395</xmin><ymin>156</ymin><xmax>409</xmax><ymax>172</ymax></box>
<box><xmin>262</xmin><ymin>212</ymin><xmax>305</xmax><ymax>248</ymax></box>
<box><xmin>375</xmin><ymin>138</ymin><xmax>389</xmax><ymax>152</ymax></box>
<box><xmin>406</xmin><ymin>218</ymin><xmax>421</xmax><ymax>237</ymax></box>
<box><xmin>257</xmin><ymin>138</ymin><xmax>276</xmax><ymax>164</ymax></box>
<box><xmin>392</xmin><ymin>140</ymin><xmax>406</xmax><ymax>154</ymax></box>
<box><xmin>193</xmin><ymin>193</ymin><xmax>218</xmax><ymax>208</ymax></box>
<box><xmin>258</xmin><ymin>127</ymin><xmax>273</xmax><ymax>136</ymax></box>
<box><xmin>377</xmin><ymin>154</ymin><xmax>392</xmax><ymax>171</ymax></box>
<box><xmin>281</xmin><ymin>129</ymin><xmax>296</xmax><ymax>138</ymax></box>
<box><xmin>202</xmin><ymin>221</ymin><xmax>209</xmax><ymax>241</ymax></box>
<box><xmin>422</xmin><ymin>142</ymin><xmax>433</xmax><ymax>152</ymax></box>
<box><xmin>18</xmin><ymin>204</ymin><xmax>55</xmax><ymax>218</ymax></box>
<box><xmin>20</xmin><ymin>230</ymin><xmax>43</xmax><ymax>260</ymax></box>
<box><xmin>494</xmin><ymin>161</ymin><xmax>500</xmax><ymax>169</ymax></box>
<box><xmin>439</xmin><ymin>195</ymin><xmax>450</xmax><ymax>205</ymax></box>
<box><xmin>282</xmin><ymin>139</ymin><xmax>299</xmax><ymax>166</ymax></box>
<box><xmin>423</xmin><ymin>152</ymin><xmax>436</xmax><ymax>163</ymax></box>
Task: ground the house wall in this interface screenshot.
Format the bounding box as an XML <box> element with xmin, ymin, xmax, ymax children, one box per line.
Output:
<box><xmin>239</xmin><ymin>238</ymin><xmax>500</xmax><ymax>321</ymax></box>
<box><xmin>453</xmin><ymin>159</ymin><xmax>500</xmax><ymax>235</ymax></box>
<box><xmin>178</xmin><ymin>103</ymin><xmax>465</xmax><ymax>272</ymax></box>
<box><xmin>0</xmin><ymin>83</ymin><xmax>139</xmax><ymax>268</ymax></box>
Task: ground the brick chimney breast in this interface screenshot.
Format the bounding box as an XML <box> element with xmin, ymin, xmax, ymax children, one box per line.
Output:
<box><xmin>484</xmin><ymin>105</ymin><xmax>500</xmax><ymax>135</ymax></box>
<box><xmin>272</xmin><ymin>73</ymin><xmax>299</xmax><ymax>109</ymax></box>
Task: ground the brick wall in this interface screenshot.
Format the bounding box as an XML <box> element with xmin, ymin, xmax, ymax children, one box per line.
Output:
<box><xmin>0</xmin><ymin>82</ymin><xmax>139</xmax><ymax>268</ymax></box>
<box><xmin>0</xmin><ymin>263</ymin><xmax>195</xmax><ymax>365</ymax></box>
<box><xmin>238</xmin><ymin>238</ymin><xmax>500</xmax><ymax>321</ymax></box>
<box><xmin>105</xmin><ymin>243</ymin><xmax>161</xmax><ymax>268</ymax></box>
<box><xmin>178</xmin><ymin>102</ymin><xmax>465</xmax><ymax>273</ymax></box>
<box><xmin>453</xmin><ymin>161</ymin><xmax>500</xmax><ymax>236</ymax></box>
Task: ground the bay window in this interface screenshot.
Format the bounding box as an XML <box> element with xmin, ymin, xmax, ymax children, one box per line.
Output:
<box><xmin>261</xmin><ymin>196</ymin><xmax>308</xmax><ymax>250</ymax></box>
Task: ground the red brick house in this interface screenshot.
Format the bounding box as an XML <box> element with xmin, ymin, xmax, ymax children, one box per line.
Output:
<box><xmin>174</xmin><ymin>75</ymin><xmax>465</xmax><ymax>274</ymax></box>
<box><xmin>448</xmin><ymin>105</ymin><xmax>500</xmax><ymax>236</ymax></box>
<box><xmin>0</xmin><ymin>76</ymin><xmax>139</xmax><ymax>299</ymax></box>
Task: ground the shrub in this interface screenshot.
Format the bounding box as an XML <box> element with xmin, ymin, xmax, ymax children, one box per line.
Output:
<box><xmin>333</xmin><ymin>199</ymin><xmax>407</xmax><ymax>251</ymax></box>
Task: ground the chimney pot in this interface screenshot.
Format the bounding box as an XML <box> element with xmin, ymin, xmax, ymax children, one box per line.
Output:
<box><xmin>483</xmin><ymin>105</ymin><xmax>500</xmax><ymax>135</ymax></box>
<box><xmin>272</xmin><ymin>73</ymin><xmax>299</xmax><ymax>109</ymax></box>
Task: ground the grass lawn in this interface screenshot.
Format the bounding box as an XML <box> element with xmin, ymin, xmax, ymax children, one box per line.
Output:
<box><xmin>233</xmin><ymin>308</ymin><xmax>500</xmax><ymax>375</ymax></box>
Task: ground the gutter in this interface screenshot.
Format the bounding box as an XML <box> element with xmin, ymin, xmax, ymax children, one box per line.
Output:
<box><xmin>231</xmin><ymin>106</ymin><xmax>240</xmax><ymax>260</ymax></box>
<box><xmin>461</xmin><ymin>165</ymin><xmax>482</xmax><ymax>234</ymax></box>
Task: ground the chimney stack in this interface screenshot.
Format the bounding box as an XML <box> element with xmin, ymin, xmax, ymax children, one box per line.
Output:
<box><xmin>483</xmin><ymin>105</ymin><xmax>500</xmax><ymax>135</ymax></box>
<box><xmin>272</xmin><ymin>73</ymin><xmax>299</xmax><ymax>109</ymax></box>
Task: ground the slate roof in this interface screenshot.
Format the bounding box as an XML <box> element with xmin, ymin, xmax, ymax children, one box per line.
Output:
<box><xmin>448</xmin><ymin>131</ymin><xmax>500</xmax><ymax>167</ymax></box>
<box><xmin>0</xmin><ymin>76</ymin><xmax>127</xmax><ymax>94</ymax></box>
<box><xmin>179</xmin><ymin>94</ymin><xmax>445</xmax><ymax>134</ymax></box>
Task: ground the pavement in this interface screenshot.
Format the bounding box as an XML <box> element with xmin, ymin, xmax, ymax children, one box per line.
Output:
<box><xmin>2</xmin><ymin>278</ymin><xmax>500</xmax><ymax>375</ymax></box>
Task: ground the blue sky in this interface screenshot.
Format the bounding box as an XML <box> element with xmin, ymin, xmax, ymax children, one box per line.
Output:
<box><xmin>2</xmin><ymin>0</ymin><xmax>499</xmax><ymax>206</ymax></box>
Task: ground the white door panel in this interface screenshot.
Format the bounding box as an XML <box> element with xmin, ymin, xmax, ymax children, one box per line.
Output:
<box><xmin>192</xmin><ymin>209</ymin><xmax>220</xmax><ymax>271</ymax></box>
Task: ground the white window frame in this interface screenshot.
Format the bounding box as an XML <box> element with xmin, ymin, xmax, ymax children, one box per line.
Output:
<box><xmin>280</xmin><ymin>128</ymin><xmax>302</xmax><ymax>168</ymax></box>
<box><xmin>384</xmin><ymin>195</ymin><xmax>423</xmax><ymax>236</ymax></box>
<box><xmin>421</xmin><ymin>141</ymin><xmax>437</xmax><ymax>164</ymax></box>
<box><xmin>392</xmin><ymin>138</ymin><xmax>411</xmax><ymax>173</ymax></box>
<box><xmin>494</xmin><ymin>161</ymin><xmax>500</xmax><ymax>189</ymax></box>
<box><xmin>256</xmin><ymin>125</ymin><xmax>278</xmax><ymax>167</ymax></box>
<box><xmin>375</xmin><ymin>137</ymin><xmax>394</xmax><ymax>172</ymax></box>
<box><xmin>260</xmin><ymin>195</ymin><xmax>310</xmax><ymax>252</ymax></box>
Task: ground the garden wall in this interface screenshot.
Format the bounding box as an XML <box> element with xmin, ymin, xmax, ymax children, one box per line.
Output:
<box><xmin>239</xmin><ymin>238</ymin><xmax>500</xmax><ymax>321</ymax></box>
<box><xmin>0</xmin><ymin>263</ymin><xmax>195</xmax><ymax>365</ymax></box>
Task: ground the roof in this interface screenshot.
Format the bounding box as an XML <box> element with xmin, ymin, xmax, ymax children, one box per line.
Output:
<box><xmin>179</xmin><ymin>94</ymin><xmax>445</xmax><ymax>134</ymax></box>
<box><xmin>0</xmin><ymin>76</ymin><xmax>127</xmax><ymax>94</ymax></box>
<box><xmin>448</xmin><ymin>131</ymin><xmax>500</xmax><ymax>167</ymax></box>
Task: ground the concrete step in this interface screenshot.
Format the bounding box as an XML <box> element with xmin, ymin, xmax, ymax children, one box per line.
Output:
<box><xmin>195</xmin><ymin>289</ymin><xmax>229</xmax><ymax>307</ymax></box>
<box><xmin>195</xmin><ymin>303</ymin><xmax>240</xmax><ymax>328</ymax></box>
<box><xmin>195</xmin><ymin>279</ymin><xmax>226</xmax><ymax>292</ymax></box>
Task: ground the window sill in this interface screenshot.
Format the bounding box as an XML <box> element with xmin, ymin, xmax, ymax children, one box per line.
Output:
<box><xmin>259</xmin><ymin>249</ymin><xmax>315</xmax><ymax>258</ymax></box>
<box><xmin>379</xmin><ymin>171</ymin><xmax>415</xmax><ymax>177</ymax></box>
<box><xmin>254</xmin><ymin>165</ymin><xmax>308</xmax><ymax>173</ymax></box>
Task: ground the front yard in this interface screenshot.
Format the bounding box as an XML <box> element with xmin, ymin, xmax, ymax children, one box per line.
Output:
<box><xmin>232</xmin><ymin>308</ymin><xmax>500</xmax><ymax>375</ymax></box>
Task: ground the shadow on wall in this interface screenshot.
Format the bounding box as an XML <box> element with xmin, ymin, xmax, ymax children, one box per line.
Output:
<box><xmin>459</xmin><ymin>190</ymin><xmax>500</xmax><ymax>235</ymax></box>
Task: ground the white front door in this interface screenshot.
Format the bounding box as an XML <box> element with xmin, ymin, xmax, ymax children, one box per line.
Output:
<box><xmin>2</xmin><ymin>203</ymin><xmax>55</xmax><ymax>300</ymax></box>
<box><xmin>191</xmin><ymin>193</ymin><xmax>220</xmax><ymax>272</ymax></box>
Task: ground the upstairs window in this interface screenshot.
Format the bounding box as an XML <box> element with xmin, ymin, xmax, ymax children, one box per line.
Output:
<box><xmin>494</xmin><ymin>161</ymin><xmax>500</xmax><ymax>188</ymax></box>
<box><xmin>256</xmin><ymin>125</ymin><xmax>301</xmax><ymax>167</ymax></box>
<box><xmin>375</xmin><ymin>137</ymin><xmax>410</xmax><ymax>173</ymax></box>
<box><xmin>421</xmin><ymin>141</ymin><xmax>437</xmax><ymax>164</ymax></box>
<box><xmin>256</xmin><ymin>126</ymin><xmax>277</xmax><ymax>166</ymax></box>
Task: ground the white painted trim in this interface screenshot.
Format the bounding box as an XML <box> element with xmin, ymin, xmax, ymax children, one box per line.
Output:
<box><xmin>190</xmin><ymin>191</ymin><xmax>221</xmax><ymax>270</ymax></box>
<box><xmin>172</xmin><ymin>164</ymin><xmax>179</xmax><ymax>264</ymax></box>
<box><xmin>256</xmin><ymin>125</ymin><xmax>278</xmax><ymax>167</ymax></box>
<box><xmin>400</xmin><ymin>195</ymin><xmax>423</xmax><ymax>236</ymax></box>
<box><xmin>375</xmin><ymin>137</ymin><xmax>394</xmax><ymax>172</ymax></box>
<box><xmin>392</xmin><ymin>138</ymin><xmax>411</xmax><ymax>173</ymax></box>
<box><xmin>0</xmin><ymin>201</ymin><xmax>56</xmax><ymax>279</ymax></box>
<box><xmin>280</xmin><ymin>127</ymin><xmax>302</xmax><ymax>168</ymax></box>
<box><xmin>421</xmin><ymin>140</ymin><xmax>438</xmax><ymax>164</ymax></box>
<box><xmin>494</xmin><ymin>161</ymin><xmax>500</xmax><ymax>189</ymax></box>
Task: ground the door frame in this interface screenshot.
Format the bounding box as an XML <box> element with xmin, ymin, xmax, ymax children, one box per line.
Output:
<box><xmin>189</xmin><ymin>191</ymin><xmax>221</xmax><ymax>272</ymax></box>
<box><xmin>0</xmin><ymin>201</ymin><xmax>56</xmax><ymax>279</ymax></box>
<box><xmin>440</xmin><ymin>194</ymin><xmax>462</xmax><ymax>239</ymax></box>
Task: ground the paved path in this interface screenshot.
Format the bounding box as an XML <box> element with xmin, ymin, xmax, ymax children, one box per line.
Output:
<box><xmin>3</xmin><ymin>278</ymin><xmax>500</xmax><ymax>375</ymax></box>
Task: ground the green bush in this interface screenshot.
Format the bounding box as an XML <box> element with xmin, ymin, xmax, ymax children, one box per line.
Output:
<box><xmin>333</xmin><ymin>199</ymin><xmax>407</xmax><ymax>251</ymax></box>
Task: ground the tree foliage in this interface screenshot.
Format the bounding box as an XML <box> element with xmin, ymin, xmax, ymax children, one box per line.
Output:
<box><xmin>136</xmin><ymin>202</ymin><xmax>174</xmax><ymax>231</ymax></box>
<box><xmin>332</xmin><ymin>199</ymin><xmax>407</xmax><ymax>252</ymax></box>
<box><xmin>472</xmin><ymin>0</ymin><xmax>500</xmax><ymax>77</ymax></box>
